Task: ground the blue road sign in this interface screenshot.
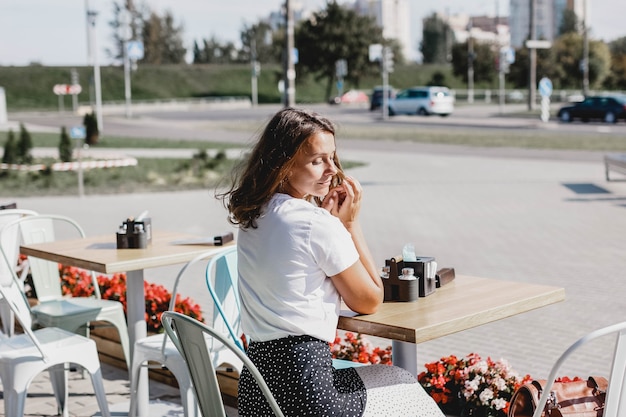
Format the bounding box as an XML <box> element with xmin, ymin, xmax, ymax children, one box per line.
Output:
<box><xmin>127</xmin><ymin>41</ymin><xmax>145</xmax><ymax>60</ymax></box>
<box><xmin>538</xmin><ymin>77</ymin><xmax>553</xmax><ymax>97</ymax></box>
<box><xmin>70</xmin><ymin>126</ymin><xmax>86</xmax><ymax>139</ymax></box>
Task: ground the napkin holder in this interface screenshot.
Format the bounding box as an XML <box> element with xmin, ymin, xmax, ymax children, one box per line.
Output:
<box><xmin>383</xmin><ymin>256</ymin><xmax>419</xmax><ymax>302</ymax></box>
<box><xmin>403</xmin><ymin>256</ymin><xmax>437</xmax><ymax>297</ymax></box>
<box><xmin>116</xmin><ymin>217</ymin><xmax>152</xmax><ymax>249</ymax></box>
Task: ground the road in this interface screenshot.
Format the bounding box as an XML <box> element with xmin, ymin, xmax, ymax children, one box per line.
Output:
<box><xmin>7</xmin><ymin>102</ymin><xmax>626</xmax><ymax>147</ymax></box>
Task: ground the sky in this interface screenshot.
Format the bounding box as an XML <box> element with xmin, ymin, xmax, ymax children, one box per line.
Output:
<box><xmin>0</xmin><ymin>0</ymin><xmax>623</xmax><ymax>67</ymax></box>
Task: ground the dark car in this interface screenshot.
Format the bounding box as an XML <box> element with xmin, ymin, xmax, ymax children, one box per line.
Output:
<box><xmin>557</xmin><ymin>95</ymin><xmax>626</xmax><ymax>123</ymax></box>
<box><xmin>369</xmin><ymin>86</ymin><xmax>395</xmax><ymax>111</ymax></box>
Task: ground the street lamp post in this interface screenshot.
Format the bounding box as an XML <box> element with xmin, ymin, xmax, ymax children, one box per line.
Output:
<box><xmin>582</xmin><ymin>0</ymin><xmax>589</xmax><ymax>96</ymax></box>
<box><xmin>467</xmin><ymin>20</ymin><xmax>474</xmax><ymax>104</ymax></box>
<box><xmin>85</xmin><ymin>0</ymin><xmax>103</xmax><ymax>132</ymax></box>
<box><xmin>284</xmin><ymin>0</ymin><xmax>295</xmax><ymax>107</ymax></box>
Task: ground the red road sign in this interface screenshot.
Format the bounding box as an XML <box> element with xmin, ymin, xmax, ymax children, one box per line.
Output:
<box><xmin>53</xmin><ymin>84</ymin><xmax>82</xmax><ymax>95</ymax></box>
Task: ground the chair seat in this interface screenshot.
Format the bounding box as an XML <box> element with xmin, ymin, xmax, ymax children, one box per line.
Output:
<box><xmin>31</xmin><ymin>298</ymin><xmax>131</xmax><ymax>369</ymax></box>
<box><xmin>33</xmin><ymin>298</ymin><xmax>113</xmax><ymax>321</ymax></box>
<box><xmin>135</xmin><ymin>333</ymin><xmax>243</xmax><ymax>375</ymax></box>
<box><xmin>0</xmin><ymin>327</ymin><xmax>95</xmax><ymax>360</ymax></box>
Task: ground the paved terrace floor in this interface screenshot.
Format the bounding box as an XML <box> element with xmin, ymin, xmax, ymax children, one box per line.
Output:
<box><xmin>3</xmin><ymin>108</ymin><xmax>626</xmax><ymax>416</ymax></box>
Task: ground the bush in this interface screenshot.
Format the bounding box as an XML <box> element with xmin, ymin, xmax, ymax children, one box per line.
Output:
<box><xmin>58</xmin><ymin>126</ymin><xmax>73</xmax><ymax>162</ymax></box>
<box><xmin>17</xmin><ymin>123</ymin><xmax>33</xmax><ymax>164</ymax></box>
<box><xmin>83</xmin><ymin>112</ymin><xmax>99</xmax><ymax>145</ymax></box>
<box><xmin>2</xmin><ymin>129</ymin><xmax>17</xmax><ymax>164</ymax></box>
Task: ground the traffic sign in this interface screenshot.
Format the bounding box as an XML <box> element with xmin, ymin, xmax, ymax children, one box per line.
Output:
<box><xmin>70</xmin><ymin>126</ymin><xmax>86</xmax><ymax>139</ymax></box>
<box><xmin>525</xmin><ymin>40</ymin><xmax>552</xmax><ymax>49</ymax></box>
<box><xmin>53</xmin><ymin>84</ymin><xmax>82</xmax><ymax>95</ymax></box>
<box><xmin>538</xmin><ymin>77</ymin><xmax>553</xmax><ymax>97</ymax></box>
<box><xmin>127</xmin><ymin>41</ymin><xmax>144</xmax><ymax>60</ymax></box>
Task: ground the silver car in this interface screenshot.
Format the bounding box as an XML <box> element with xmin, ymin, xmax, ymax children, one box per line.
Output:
<box><xmin>388</xmin><ymin>86</ymin><xmax>454</xmax><ymax>117</ymax></box>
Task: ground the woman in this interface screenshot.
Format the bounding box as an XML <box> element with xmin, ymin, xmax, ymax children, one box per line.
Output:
<box><xmin>219</xmin><ymin>108</ymin><xmax>443</xmax><ymax>416</ymax></box>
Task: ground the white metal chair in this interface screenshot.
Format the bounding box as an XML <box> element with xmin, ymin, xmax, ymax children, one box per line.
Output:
<box><xmin>0</xmin><ymin>265</ymin><xmax>111</xmax><ymax>417</ymax></box>
<box><xmin>533</xmin><ymin>321</ymin><xmax>626</xmax><ymax>417</ymax></box>
<box><xmin>204</xmin><ymin>245</ymin><xmax>364</xmax><ymax>370</ymax></box>
<box><xmin>162</xmin><ymin>311</ymin><xmax>285</xmax><ymax>417</ymax></box>
<box><xmin>0</xmin><ymin>214</ymin><xmax>131</xmax><ymax>369</ymax></box>
<box><xmin>0</xmin><ymin>209</ymin><xmax>37</xmax><ymax>336</ymax></box>
<box><xmin>129</xmin><ymin>248</ymin><xmax>242</xmax><ymax>417</ymax></box>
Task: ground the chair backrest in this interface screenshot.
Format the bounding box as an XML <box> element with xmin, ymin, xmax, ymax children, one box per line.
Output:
<box><xmin>158</xmin><ymin>249</ymin><xmax>228</xmax><ymax>354</ymax></box>
<box><xmin>203</xmin><ymin>246</ymin><xmax>244</xmax><ymax>350</ymax></box>
<box><xmin>0</xmin><ymin>262</ymin><xmax>48</xmax><ymax>358</ymax></box>
<box><xmin>161</xmin><ymin>311</ymin><xmax>285</xmax><ymax>417</ymax></box>
<box><xmin>533</xmin><ymin>321</ymin><xmax>626</xmax><ymax>417</ymax></box>
<box><xmin>0</xmin><ymin>209</ymin><xmax>37</xmax><ymax>287</ymax></box>
<box><xmin>9</xmin><ymin>214</ymin><xmax>101</xmax><ymax>301</ymax></box>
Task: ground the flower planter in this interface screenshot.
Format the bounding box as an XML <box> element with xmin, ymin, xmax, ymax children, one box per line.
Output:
<box><xmin>89</xmin><ymin>322</ymin><xmax>238</xmax><ymax>405</ymax></box>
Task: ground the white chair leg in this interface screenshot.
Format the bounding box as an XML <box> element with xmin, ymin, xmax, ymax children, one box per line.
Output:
<box><xmin>89</xmin><ymin>368</ymin><xmax>112</xmax><ymax>417</ymax></box>
<box><xmin>48</xmin><ymin>363</ymin><xmax>69</xmax><ymax>417</ymax></box>
<box><xmin>165</xmin><ymin>358</ymin><xmax>201</xmax><ymax>417</ymax></box>
<box><xmin>4</xmin><ymin>387</ymin><xmax>23</xmax><ymax>417</ymax></box>
<box><xmin>128</xmin><ymin>356</ymin><xmax>144</xmax><ymax>417</ymax></box>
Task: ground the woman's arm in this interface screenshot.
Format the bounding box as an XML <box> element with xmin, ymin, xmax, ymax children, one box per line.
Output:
<box><xmin>323</xmin><ymin>177</ymin><xmax>383</xmax><ymax>314</ymax></box>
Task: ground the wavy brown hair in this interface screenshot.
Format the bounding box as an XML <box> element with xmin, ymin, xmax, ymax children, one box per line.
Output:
<box><xmin>218</xmin><ymin>108</ymin><xmax>344</xmax><ymax>229</ymax></box>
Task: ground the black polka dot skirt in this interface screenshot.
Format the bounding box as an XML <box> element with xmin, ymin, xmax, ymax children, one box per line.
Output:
<box><xmin>238</xmin><ymin>334</ymin><xmax>366</xmax><ymax>417</ymax></box>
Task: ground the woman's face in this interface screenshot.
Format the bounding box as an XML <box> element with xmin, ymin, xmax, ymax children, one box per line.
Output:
<box><xmin>283</xmin><ymin>131</ymin><xmax>338</xmax><ymax>199</ymax></box>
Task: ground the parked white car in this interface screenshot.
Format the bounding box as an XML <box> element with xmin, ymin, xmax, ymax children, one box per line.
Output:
<box><xmin>388</xmin><ymin>86</ymin><xmax>454</xmax><ymax>117</ymax></box>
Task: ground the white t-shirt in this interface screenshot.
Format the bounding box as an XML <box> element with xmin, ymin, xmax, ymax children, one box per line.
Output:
<box><xmin>237</xmin><ymin>193</ymin><xmax>359</xmax><ymax>343</ymax></box>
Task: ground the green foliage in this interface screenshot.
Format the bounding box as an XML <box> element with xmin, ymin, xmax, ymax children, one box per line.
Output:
<box><xmin>451</xmin><ymin>41</ymin><xmax>497</xmax><ymax>85</ymax></box>
<box><xmin>295</xmin><ymin>1</ymin><xmax>385</xmax><ymax>100</ymax></box>
<box><xmin>107</xmin><ymin>1</ymin><xmax>186</xmax><ymax>65</ymax></box>
<box><xmin>550</xmin><ymin>33</ymin><xmax>611</xmax><ymax>89</ymax></box>
<box><xmin>83</xmin><ymin>112</ymin><xmax>99</xmax><ymax>146</ymax></box>
<box><xmin>2</xmin><ymin>129</ymin><xmax>17</xmax><ymax>164</ymax></box>
<box><xmin>604</xmin><ymin>37</ymin><xmax>626</xmax><ymax>89</ymax></box>
<box><xmin>141</xmin><ymin>11</ymin><xmax>187</xmax><ymax>64</ymax></box>
<box><xmin>421</xmin><ymin>13</ymin><xmax>453</xmax><ymax>64</ymax></box>
<box><xmin>17</xmin><ymin>123</ymin><xmax>33</xmax><ymax>164</ymax></box>
<box><xmin>558</xmin><ymin>9</ymin><xmax>579</xmax><ymax>36</ymax></box>
<box><xmin>58</xmin><ymin>126</ymin><xmax>73</xmax><ymax>163</ymax></box>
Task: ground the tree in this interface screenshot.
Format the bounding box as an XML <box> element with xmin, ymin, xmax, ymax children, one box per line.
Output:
<box><xmin>551</xmin><ymin>32</ymin><xmax>610</xmax><ymax>89</ymax></box>
<box><xmin>506</xmin><ymin>46</ymin><xmax>552</xmax><ymax>89</ymax></box>
<box><xmin>83</xmin><ymin>112</ymin><xmax>99</xmax><ymax>146</ymax></box>
<box><xmin>141</xmin><ymin>10</ymin><xmax>187</xmax><ymax>64</ymax></box>
<box><xmin>192</xmin><ymin>36</ymin><xmax>238</xmax><ymax>64</ymax></box>
<box><xmin>107</xmin><ymin>1</ymin><xmax>146</xmax><ymax>62</ymax></box>
<box><xmin>17</xmin><ymin>123</ymin><xmax>33</xmax><ymax>164</ymax></box>
<box><xmin>295</xmin><ymin>1</ymin><xmax>385</xmax><ymax>101</ymax></box>
<box><xmin>603</xmin><ymin>37</ymin><xmax>626</xmax><ymax>89</ymax></box>
<box><xmin>450</xmin><ymin>41</ymin><xmax>497</xmax><ymax>85</ymax></box>
<box><xmin>59</xmin><ymin>127</ymin><xmax>73</xmax><ymax>163</ymax></box>
<box><xmin>2</xmin><ymin>129</ymin><xmax>17</xmax><ymax>165</ymax></box>
<box><xmin>558</xmin><ymin>9</ymin><xmax>579</xmax><ymax>36</ymax></box>
<box><xmin>240</xmin><ymin>22</ymin><xmax>278</xmax><ymax>64</ymax></box>
<box><xmin>421</xmin><ymin>13</ymin><xmax>453</xmax><ymax>64</ymax></box>
<box><xmin>107</xmin><ymin>1</ymin><xmax>186</xmax><ymax>64</ymax></box>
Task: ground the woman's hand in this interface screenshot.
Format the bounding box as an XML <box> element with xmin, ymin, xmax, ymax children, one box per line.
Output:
<box><xmin>322</xmin><ymin>176</ymin><xmax>362</xmax><ymax>228</ymax></box>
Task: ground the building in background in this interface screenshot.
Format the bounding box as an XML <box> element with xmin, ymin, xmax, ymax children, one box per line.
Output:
<box><xmin>510</xmin><ymin>0</ymin><xmax>587</xmax><ymax>48</ymax></box>
<box><xmin>444</xmin><ymin>13</ymin><xmax>510</xmax><ymax>47</ymax></box>
<box><xmin>352</xmin><ymin>0</ymin><xmax>412</xmax><ymax>62</ymax></box>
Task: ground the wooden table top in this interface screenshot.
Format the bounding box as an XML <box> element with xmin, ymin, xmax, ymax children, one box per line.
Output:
<box><xmin>20</xmin><ymin>230</ymin><xmax>236</xmax><ymax>274</ymax></box>
<box><xmin>338</xmin><ymin>275</ymin><xmax>565</xmax><ymax>344</ymax></box>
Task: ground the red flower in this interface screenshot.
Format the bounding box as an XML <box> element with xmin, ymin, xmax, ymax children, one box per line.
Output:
<box><xmin>330</xmin><ymin>331</ymin><xmax>393</xmax><ymax>365</ymax></box>
<box><xmin>57</xmin><ymin>263</ymin><xmax>203</xmax><ymax>332</ymax></box>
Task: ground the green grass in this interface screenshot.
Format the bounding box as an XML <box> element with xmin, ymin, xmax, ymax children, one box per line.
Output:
<box><xmin>0</xmin><ymin>154</ymin><xmax>236</xmax><ymax>197</ymax></box>
<box><xmin>0</xmin><ymin>63</ymin><xmax>465</xmax><ymax>111</ymax></box>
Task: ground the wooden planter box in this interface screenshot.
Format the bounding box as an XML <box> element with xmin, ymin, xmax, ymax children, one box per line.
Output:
<box><xmin>89</xmin><ymin>321</ymin><xmax>238</xmax><ymax>406</ymax></box>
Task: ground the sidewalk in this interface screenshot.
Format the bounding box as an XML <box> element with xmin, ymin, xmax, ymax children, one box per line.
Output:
<box><xmin>5</xmin><ymin>121</ymin><xmax>626</xmax><ymax>415</ymax></box>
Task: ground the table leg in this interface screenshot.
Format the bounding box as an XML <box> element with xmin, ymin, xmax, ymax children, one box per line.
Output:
<box><xmin>392</xmin><ymin>340</ymin><xmax>418</xmax><ymax>378</ymax></box>
<box><xmin>127</xmin><ymin>269</ymin><xmax>149</xmax><ymax>416</ymax></box>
